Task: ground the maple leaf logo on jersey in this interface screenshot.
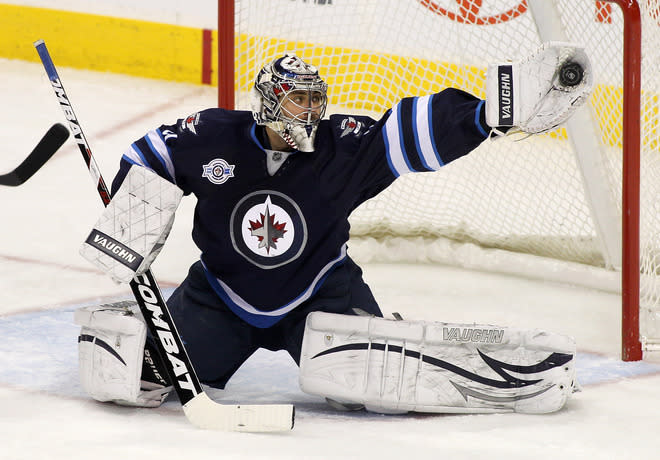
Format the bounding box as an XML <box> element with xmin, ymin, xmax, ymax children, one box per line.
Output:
<box><xmin>230</xmin><ymin>191</ymin><xmax>307</xmax><ymax>269</ymax></box>
<box><xmin>248</xmin><ymin>204</ymin><xmax>288</xmax><ymax>254</ymax></box>
<box><xmin>340</xmin><ymin>116</ymin><xmax>362</xmax><ymax>138</ymax></box>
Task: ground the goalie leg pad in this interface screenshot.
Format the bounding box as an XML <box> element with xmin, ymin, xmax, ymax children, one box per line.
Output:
<box><xmin>74</xmin><ymin>301</ymin><xmax>171</xmax><ymax>407</ymax></box>
<box><xmin>300</xmin><ymin>312</ymin><xmax>577</xmax><ymax>415</ymax></box>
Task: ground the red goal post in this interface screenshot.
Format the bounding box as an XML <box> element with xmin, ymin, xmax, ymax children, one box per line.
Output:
<box><xmin>218</xmin><ymin>0</ymin><xmax>660</xmax><ymax>362</ymax></box>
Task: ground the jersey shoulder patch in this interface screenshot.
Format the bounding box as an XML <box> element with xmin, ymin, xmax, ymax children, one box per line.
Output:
<box><xmin>166</xmin><ymin>109</ymin><xmax>251</xmax><ymax>147</ymax></box>
<box><xmin>179</xmin><ymin>108</ymin><xmax>252</xmax><ymax>136</ymax></box>
<box><xmin>180</xmin><ymin>112</ymin><xmax>201</xmax><ymax>134</ymax></box>
<box><xmin>329</xmin><ymin>114</ymin><xmax>376</xmax><ymax>141</ymax></box>
<box><xmin>339</xmin><ymin>116</ymin><xmax>363</xmax><ymax>138</ymax></box>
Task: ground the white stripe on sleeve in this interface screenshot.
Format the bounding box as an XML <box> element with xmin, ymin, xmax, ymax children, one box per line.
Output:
<box><xmin>383</xmin><ymin>103</ymin><xmax>414</xmax><ymax>176</ymax></box>
<box><xmin>415</xmin><ymin>95</ymin><xmax>444</xmax><ymax>170</ymax></box>
<box><xmin>122</xmin><ymin>145</ymin><xmax>152</xmax><ymax>170</ymax></box>
<box><xmin>146</xmin><ymin>130</ymin><xmax>176</xmax><ymax>181</ymax></box>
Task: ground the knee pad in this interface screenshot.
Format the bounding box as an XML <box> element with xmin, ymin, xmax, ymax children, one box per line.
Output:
<box><xmin>74</xmin><ymin>301</ymin><xmax>172</xmax><ymax>407</ymax></box>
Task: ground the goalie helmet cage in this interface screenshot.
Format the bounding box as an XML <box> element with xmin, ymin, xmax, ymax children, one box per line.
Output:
<box><xmin>217</xmin><ymin>0</ymin><xmax>660</xmax><ymax>362</ymax></box>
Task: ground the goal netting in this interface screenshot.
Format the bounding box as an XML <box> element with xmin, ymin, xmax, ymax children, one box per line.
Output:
<box><xmin>219</xmin><ymin>0</ymin><xmax>660</xmax><ymax>360</ymax></box>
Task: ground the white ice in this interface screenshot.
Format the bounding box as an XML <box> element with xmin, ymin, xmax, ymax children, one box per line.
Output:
<box><xmin>1</xmin><ymin>57</ymin><xmax>659</xmax><ymax>460</ymax></box>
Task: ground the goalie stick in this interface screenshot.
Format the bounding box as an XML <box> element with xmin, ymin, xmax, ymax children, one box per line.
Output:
<box><xmin>33</xmin><ymin>39</ymin><xmax>294</xmax><ymax>432</ymax></box>
<box><xmin>0</xmin><ymin>123</ymin><xmax>69</xmax><ymax>186</ymax></box>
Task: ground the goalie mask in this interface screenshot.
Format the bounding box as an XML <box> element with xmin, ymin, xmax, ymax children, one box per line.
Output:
<box><xmin>251</xmin><ymin>54</ymin><xmax>328</xmax><ymax>152</ymax></box>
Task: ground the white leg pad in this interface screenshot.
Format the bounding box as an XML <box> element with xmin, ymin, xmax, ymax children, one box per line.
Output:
<box><xmin>300</xmin><ymin>312</ymin><xmax>577</xmax><ymax>415</ymax></box>
<box><xmin>74</xmin><ymin>302</ymin><xmax>169</xmax><ymax>407</ymax></box>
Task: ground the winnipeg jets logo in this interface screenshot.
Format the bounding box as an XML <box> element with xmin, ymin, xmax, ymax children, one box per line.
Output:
<box><xmin>340</xmin><ymin>117</ymin><xmax>362</xmax><ymax>137</ymax></box>
<box><xmin>202</xmin><ymin>158</ymin><xmax>235</xmax><ymax>184</ymax></box>
<box><xmin>230</xmin><ymin>191</ymin><xmax>307</xmax><ymax>269</ymax></box>
<box><xmin>182</xmin><ymin>112</ymin><xmax>201</xmax><ymax>134</ymax></box>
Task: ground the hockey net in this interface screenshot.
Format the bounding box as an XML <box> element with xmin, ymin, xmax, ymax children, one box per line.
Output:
<box><xmin>219</xmin><ymin>0</ymin><xmax>660</xmax><ymax>360</ymax></box>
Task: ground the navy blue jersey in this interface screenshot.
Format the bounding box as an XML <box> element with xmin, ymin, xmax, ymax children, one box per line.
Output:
<box><xmin>111</xmin><ymin>88</ymin><xmax>489</xmax><ymax>327</ymax></box>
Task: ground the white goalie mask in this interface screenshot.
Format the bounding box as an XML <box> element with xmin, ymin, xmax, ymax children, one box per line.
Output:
<box><xmin>251</xmin><ymin>54</ymin><xmax>328</xmax><ymax>152</ymax></box>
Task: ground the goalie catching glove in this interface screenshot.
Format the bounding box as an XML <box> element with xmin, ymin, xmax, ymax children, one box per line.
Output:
<box><xmin>486</xmin><ymin>41</ymin><xmax>593</xmax><ymax>134</ymax></box>
<box><xmin>300</xmin><ymin>312</ymin><xmax>578</xmax><ymax>415</ymax></box>
<box><xmin>80</xmin><ymin>166</ymin><xmax>183</xmax><ymax>283</ymax></box>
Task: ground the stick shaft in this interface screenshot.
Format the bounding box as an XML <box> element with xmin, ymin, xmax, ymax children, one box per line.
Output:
<box><xmin>34</xmin><ymin>39</ymin><xmax>205</xmax><ymax>403</ymax></box>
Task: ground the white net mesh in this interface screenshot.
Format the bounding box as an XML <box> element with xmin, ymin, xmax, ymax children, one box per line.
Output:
<box><xmin>230</xmin><ymin>0</ymin><xmax>660</xmax><ymax>351</ymax></box>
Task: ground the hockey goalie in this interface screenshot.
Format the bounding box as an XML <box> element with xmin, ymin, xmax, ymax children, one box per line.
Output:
<box><xmin>75</xmin><ymin>42</ymin><xmax>589</xmax><ymax>415</ymax></box>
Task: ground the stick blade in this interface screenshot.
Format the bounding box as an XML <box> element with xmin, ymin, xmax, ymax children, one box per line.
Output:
<box><xmin>183</xmin><ymin>393</ymin><xmax>295</xmax><ymax>432</ymax></box>
<box><xmin>12</xmin><ymin>123</ymin><xmax>69</xmax><ymax>184</ymax></box>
